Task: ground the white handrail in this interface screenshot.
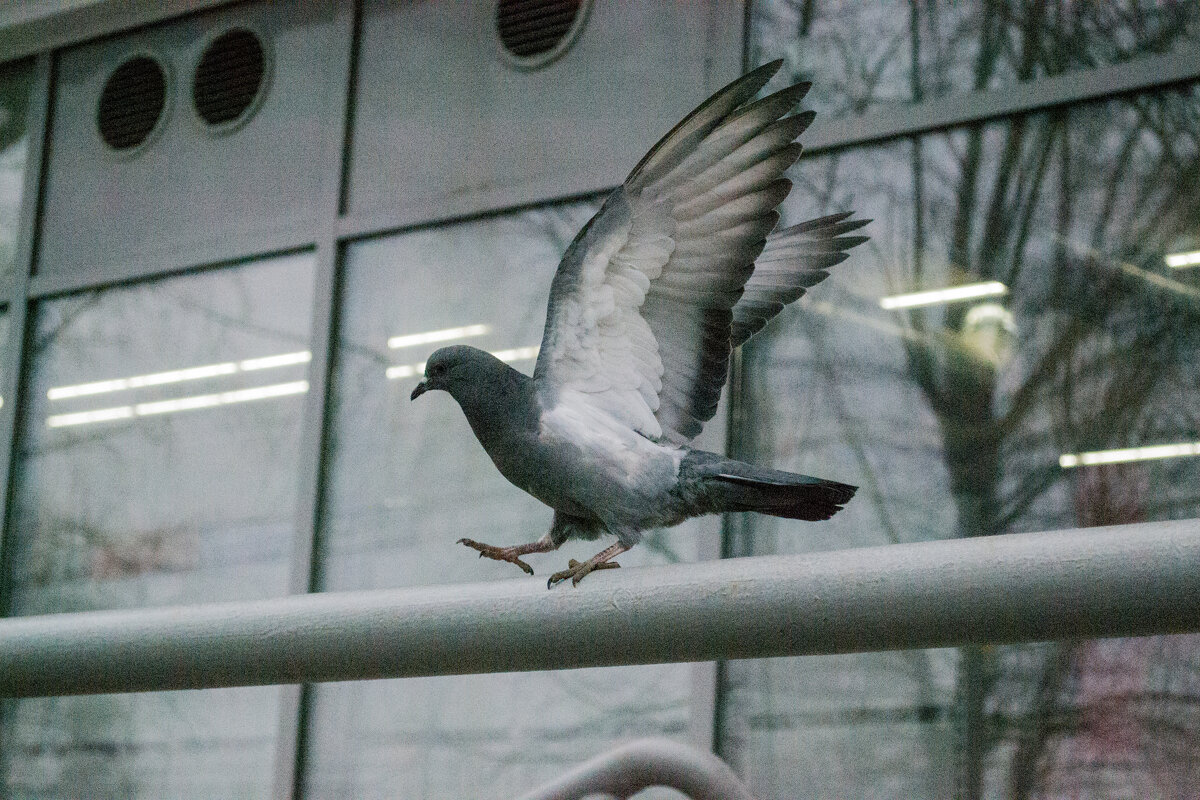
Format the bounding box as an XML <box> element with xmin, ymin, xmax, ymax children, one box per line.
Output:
<box><xmin>0</xmin><ymin>520</ymin><xmax>1196</xmax><ymax>697</ymax></box>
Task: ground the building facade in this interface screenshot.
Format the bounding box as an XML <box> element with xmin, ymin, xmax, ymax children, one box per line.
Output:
<box><xmin>0</xmin><ymin>1</ymin><xmax>1197</xmax><ymax>797</ymax></box>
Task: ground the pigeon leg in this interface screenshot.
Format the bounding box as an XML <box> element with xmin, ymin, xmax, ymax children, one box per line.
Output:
<box><xmin>458</xmin><ymin>533</ymin><xmax>557</xmax><ymax>575</ymax></box>
<box><xmin>547</xmin><ymin>542</ymin><xmax>630</xmax><ymax>588</ymax></box>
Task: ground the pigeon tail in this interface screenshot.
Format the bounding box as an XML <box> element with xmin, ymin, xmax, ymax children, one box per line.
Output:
<box><xmin>704</xmin><ymin>460</ymin><xmax>856</xmax><ymax>521</ymax></box>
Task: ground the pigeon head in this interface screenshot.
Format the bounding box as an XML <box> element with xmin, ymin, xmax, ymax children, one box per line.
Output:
<box><xmin>410</xmin><ymin>344</ymin><xmax>494</xmax><ymax>401</ymax></box>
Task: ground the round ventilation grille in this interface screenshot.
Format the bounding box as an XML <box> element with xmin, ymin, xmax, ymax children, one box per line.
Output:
<box><xmin>192</xmin><ymin>27</ymin><xmax>268</xmax><ymax>130</ymax></box>
<box><xmin>496</xmin><ymin>0</ymin><xmax>590</xmax><ymax>67</ymax></box>
<box><xmin>97</xmin><ymin>55</ymin><xmax>168</xmax><ymax>152</ymax></box>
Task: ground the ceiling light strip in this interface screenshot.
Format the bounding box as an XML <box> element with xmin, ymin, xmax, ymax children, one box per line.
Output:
<box><xmin>492</xmin><ymin>346</ymin><xmax>540</xmax><ymax>363</ymax></box>
<box><xmin>387</xmin><ymin>324</ymin><xmax>490</xmax><ymax>350</ymax></box>
<box><xmin>48</xmin><ymin>319</ymin><xmax>492</xmax><ymax>401</ymax></box>
<box><xmin>1165</xmin><ymin>250</ymin><xmax>1200</xmax><ymax>269</ymax></box>
<box><xmin>1059</xmin><ymin>441</ymin><xmax>1200</xmax><ymax>469</ymax></box>
<box><xmin>880</xmin><ymin>281</ymin><xmax>1007</xmax><ymax>310</ymax></box>
<box><xmin>239</xmin><ymin>351</ymin><xmax>312</xmax><ymax>371</ymax></box>
<box><xmin>46</xmin><ymin>380</ymin><xmax>309</xmax><ymax>428</ymax></box>
<box><xmin>385</xmin><ymin>345</ymin><xmax>539</xmax><ymax>381</ymax></box>
<box><xmin>46</xmin><ymin>406</ymin><xmax>136</xmax><ymax>428</ymax></box>
<box><xmin>385</xmin><ymin>363</ymin><xmax>423</xmax><ymax>380</ymax></box>
<box><xmin>47</xmin><ymin>350</ymin><xmax>311</xmax><ymax>401</ymax></box>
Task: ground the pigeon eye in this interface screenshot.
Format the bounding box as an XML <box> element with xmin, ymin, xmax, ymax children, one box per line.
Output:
<box><xmin>430</xmin><ymin>363</ymin><xmax>446</xmax><ymax>378</ymax></box>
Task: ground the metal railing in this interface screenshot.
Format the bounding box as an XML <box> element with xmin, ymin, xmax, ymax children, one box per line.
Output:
<box><xmin>0</xmin><ymin>519</ymin><xmax>1197</xmax><ymax>697</ymax></box>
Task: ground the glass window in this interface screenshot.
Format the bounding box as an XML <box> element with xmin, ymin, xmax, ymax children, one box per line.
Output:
<box><xmin>304</xmin><ymin>204</ymin><xmax>711</xmax><ymax>798</ymax></box>
<box><xmin>0</xmin><ymin>59</ymin><xmax>35</xmax><ymax>282</ymax></box>
<box><xmin>720</xmin><ymin>84</ymin><xmax>1200</xmax><ymax>797</ymax></box>
<box><xmin>1</xmin><ymin>689</ymin><xmax>282</xmax><ymax>798</ymax></box>
<box><xmin>751</xmin><ymin>0</ymin><xmax>1200</xmax><ymax>118</ymax></box>
<box><xmin>0</xmin><ymin>252</ymin><xmax>317</xmax><ymax>798</ymax></box>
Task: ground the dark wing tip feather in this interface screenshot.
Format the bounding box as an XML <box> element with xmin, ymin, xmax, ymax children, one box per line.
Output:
<box><xmin>626</xmin><ymin>61</ymin><xmax>785</xmax><ymax>188</ymax></box>
<box><xmin>730</xmin><ymin>212</ymin><xmax>869</xmax><ymax>348</ymax></box>
<box><xmin>791</xmin><ymin>211</ymin><xmax>855</xmax><ymax>233</ymax></box>
<box><xmin>791</xmin><ymin>109</ymin><xmax>817</xmax><ymax>130</ymax></box>
<box><xmin>731</xmin><ymin>82</ymin><xmax>813</xmax><ymax>123</ymax></box>
<box><xmin>833</xmin><ymin>234</ymin><xmax>871</xmax><ymax>250</ymax></box>
<box><xmin>755</xmin><ymin>58</ymin><xmax>786</xmax><ymax>79</ymax></box>
<box><xmin>833</xmin><ymin>219</ymin><xmax>872</xmax><ymax>237</ymax></box>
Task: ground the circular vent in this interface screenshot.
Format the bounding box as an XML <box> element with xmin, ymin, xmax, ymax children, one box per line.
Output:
<box><xmin>97</xmin><ymin>55</ymin><xmax>168</xmax><ymax>153</ymax></box>
<box><xmin>192</xmin><ymin>27</ymin><xmax>268</xmax><ymax>130</ymax></box>
<box><xmin>496</xmin><ymin>0</ymin><xmax>590</xmax><ymax>68</ymax></box>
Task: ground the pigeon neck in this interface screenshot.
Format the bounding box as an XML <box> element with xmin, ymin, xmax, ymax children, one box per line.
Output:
<box><xmin>451</xmin><ymin>359</ymin><xmax>536</xmax><ymax>442</ymax></box>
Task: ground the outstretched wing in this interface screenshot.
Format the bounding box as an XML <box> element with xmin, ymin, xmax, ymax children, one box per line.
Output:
<box><xmin>533</xmin><ymin>61</ymin><xmax>862</xmax><ymax>443</ymax></box>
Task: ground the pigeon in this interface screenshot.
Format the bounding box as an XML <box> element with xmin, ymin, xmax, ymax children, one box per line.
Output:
<box><xmin>410</xmin><ymin>60</ymin><xmax>868</xmax><ymax>587</ymax></box>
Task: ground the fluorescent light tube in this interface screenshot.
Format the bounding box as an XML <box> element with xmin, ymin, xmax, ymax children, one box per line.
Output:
<box><xmin>134</xmin><ymin>394</ymin><xmax>223</xmax><ymax>415</ymax></box>
<box><xmin>880</xmin><ymin>281</ymin><xmax>1008</xmax><ymax>310</ymax></box>
<box><xmin>492</xmin><ymin>346</ymin><xmax>539</xmax><ymax>363</ymax></box>
<box><xmin>1165</xmin><ymin>250</ymin><xmax>1200</xmax><ymax>269</ymax></box>
<box><xmin>47</xmin><ymin>406</ymin><xmax>135</xmax><ymax>428</ymax></box>
<box><xmin>48</xmin><ymin>351</ymin><xmax>312</xmax><ymax>401</ymax></box>
<box><xmin>385</xmin><ymin>346</ymin><xmax>539</xmax><ymax>381</ymax></box>
<box><xmin>135</xmin><ymin>381</ymin><xmax>309</xmax><ymax>416</ymax></box>
<box><xmin>47</xmin><ymin>381</ymin><xmax>309</xmax><ymax>428</ymax></box>
<box><xmin>1059</xmin><ymin>441</ymin><xmax>1200</xmax><ymax>469</ymax></box>
<box><xmin>387</xmin><ymin>324</ymin><xmax>490</xmax><ymax>350</ymax></box>
<box><xmin>127</xmin><ymin>362</ymin><xmax>237</xmax><ymax>388</ymax></box>
<box><xmin>218</xmin><ymin>381</ymin><xmax>310</xmax><ymax>403</ymax></box>
<box><xmin>239</xmin><ymin>351</ymin><xmax>312</xmax><ymax>371</ymax></box>
<box><xmin>384</xmin><ymin>363</ymin><xmax>422</xmax><ymax>380</ymax></box>
<box><xmin>47</xmin><ymin>377</ymin><xmax>133</xmax><ymax>400</ymax></box>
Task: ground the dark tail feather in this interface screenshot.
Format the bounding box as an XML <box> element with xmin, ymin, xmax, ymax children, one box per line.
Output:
<box><xmin>708</xmin><ymin>462</ymin><xmax>856</xmax><ymax>521</ymax></box>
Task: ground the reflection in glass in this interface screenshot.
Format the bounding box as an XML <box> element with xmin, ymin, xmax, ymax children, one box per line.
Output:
<box><xmin>751</xmin><ymin>0</ymin><xmax>1200</xmax><ymax>118</ymax></box>
<box><xmin>0</xmin><ymin>60</ymin><xmax>35</xmax><ymax>282</ymax></box>
<box><xmin>721</xmin><ymin>86</ymin><xmax>1200</xmax><ymax>797</ymax></box>
<box><xmin>1166</xmin><ymin>248</ymin><xmax>1200</xmax><ymax>268</ymax></box>
<box><xmin>1</xmin><ymin>252</ymin><xmax>317</xmax><ymax>798</ymax></box>
<box><xmin>305</xmin><ymin>205</ymin><xmax>707</xmax><ymax>799</ymax></box>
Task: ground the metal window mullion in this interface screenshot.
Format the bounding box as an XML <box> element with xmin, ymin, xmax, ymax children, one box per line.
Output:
<box><xmin>25</xmin><ymin>224</ymin><xmax>318</xmax><ymax>300</ymax></box>
<box><xmin>0</xmin><ymin>53</ymin><xmax>53</xmax><ymax>616</ymax></box>
<box><xmin>268</xmin><ymin>245</ymin><xmax>337</xmax><ymax>800</ymax></box>
<box><xmin>708</xmin><ymin>0</ymin><xmax>753</xmax><ymax>759</ymax></box>
<box><xmin>332</xmin><ymin>186</ymin><xmax>613</xmax><ymax>246</ymax></box>
<box><xmin>270</xmin><ymin>3</ymin><xmax>360</xmax><ymax>800</ymax></box>
<box><xmin>680</xmin><ymin>0</ymin><xmax>745</xmax><ymax>755</ymax></box>
<box><xmin>804</xmin><ymin>42</ymin><xmax>1200</xmax><ymax>153</ymax></box>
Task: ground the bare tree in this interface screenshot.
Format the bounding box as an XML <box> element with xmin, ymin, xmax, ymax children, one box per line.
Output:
<box><xmin>744</xmin><ymin>1</ymin><xmax>1200</xmax><ymax>797</ymax></box>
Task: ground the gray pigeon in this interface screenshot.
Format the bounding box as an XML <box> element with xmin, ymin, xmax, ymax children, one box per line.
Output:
<box><xmin>410</xmin><ymin>60</ymin><xmax>867</xmax><ymax>587</ymax></box>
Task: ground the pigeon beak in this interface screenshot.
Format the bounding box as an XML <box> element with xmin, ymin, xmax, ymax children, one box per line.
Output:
<box><xmin>410</xmin><ymin>380</ymin><xmax>429</xmax><ymax>401</ymax></box>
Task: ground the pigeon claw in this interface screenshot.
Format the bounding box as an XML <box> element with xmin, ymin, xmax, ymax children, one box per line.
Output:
<box><xmin>457</xmin><ymin>538</ymin><xmax>535</xmax><ymax>575</ymax></box>
<box><xmin>546</xmin><ymin>558</ymin><xmax>621</xmax><ymax>589</ymax></box>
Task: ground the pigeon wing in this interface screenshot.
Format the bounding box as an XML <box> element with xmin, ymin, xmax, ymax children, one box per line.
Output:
<box><xmin>731</xmin><ymin>212</ymin><xmax>870</xmax><ymax>347</ymax></box>
<box><xmin>533</xmin><ymin>60</ymin><xmax>819</xmax><ymax>442</ymax></box>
